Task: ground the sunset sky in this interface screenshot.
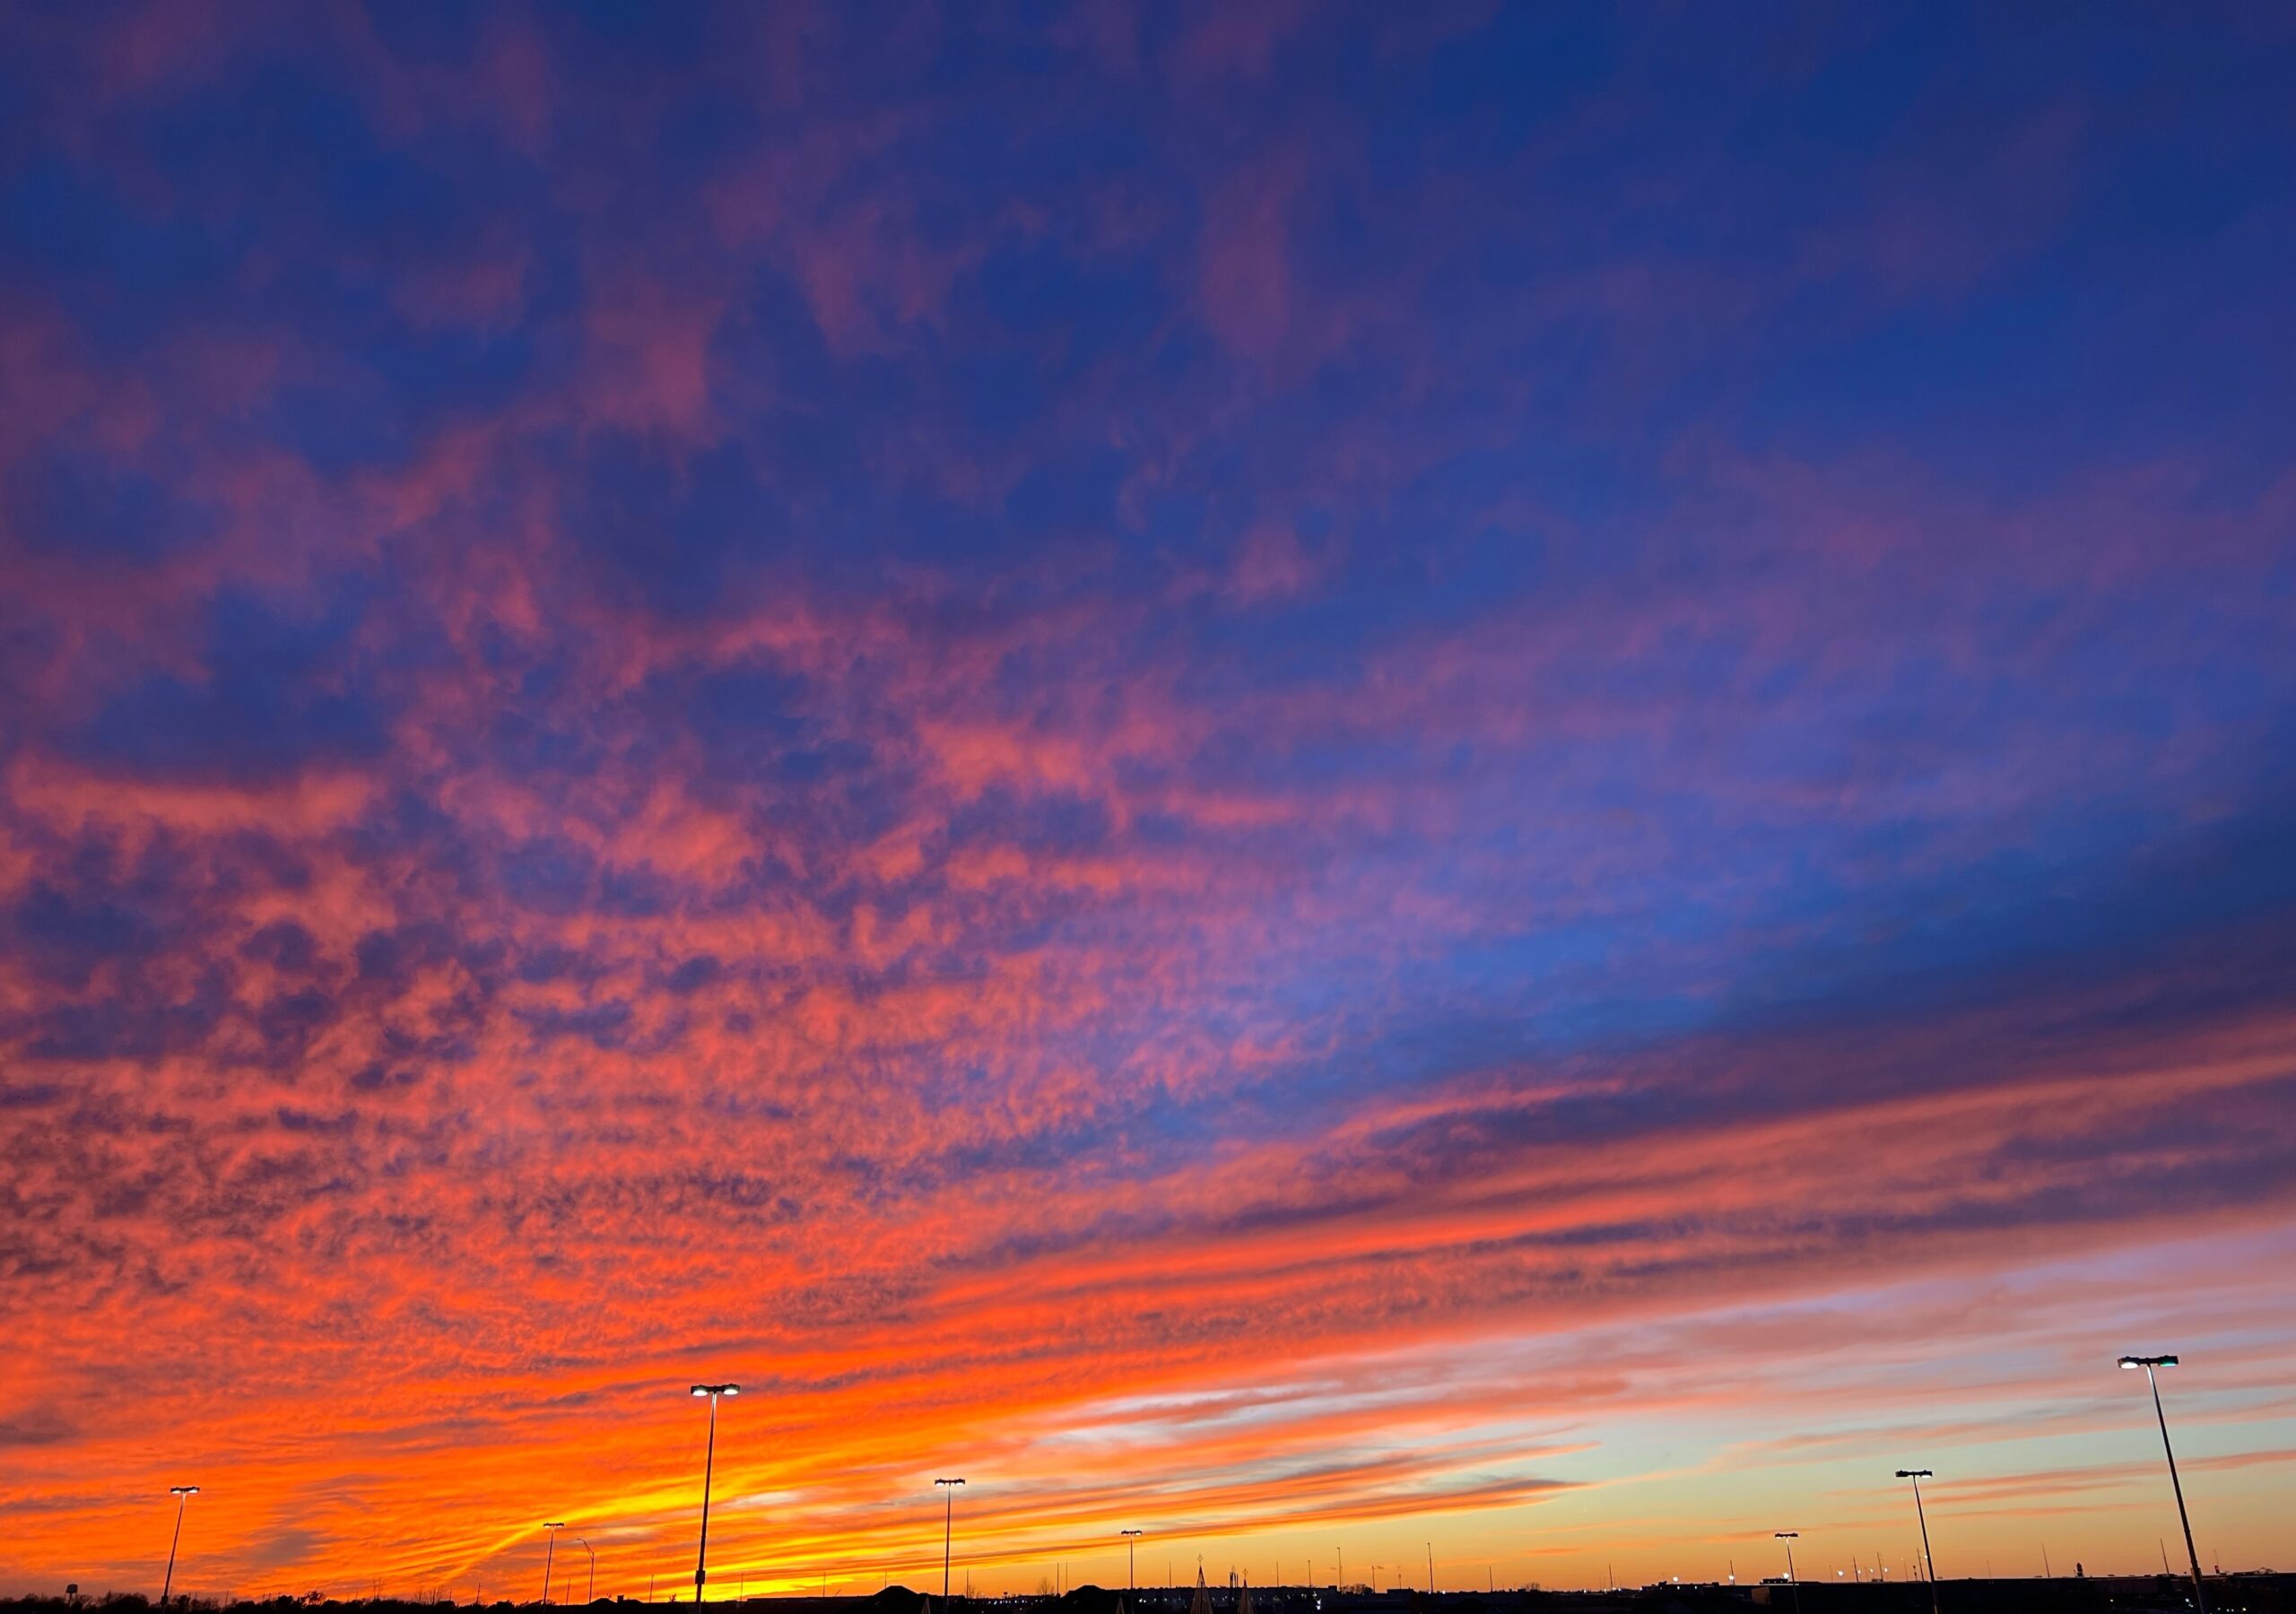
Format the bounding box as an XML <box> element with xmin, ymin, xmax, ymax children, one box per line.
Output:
<box><xmin>3</xmin><ymin>1</ymin><xmax>2294</xmax><ymax>1601</ymax></box>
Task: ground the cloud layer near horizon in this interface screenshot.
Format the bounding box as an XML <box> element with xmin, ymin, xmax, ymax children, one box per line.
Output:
<box><xmin>3</xmin><ymin>0</ymin><xmax>2294</xmax><ymax>1595</ymax></box>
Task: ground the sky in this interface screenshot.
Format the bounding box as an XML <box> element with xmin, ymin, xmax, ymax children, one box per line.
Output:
<box><xmin>2</xmin><ymin>0</ymin><xmax>2294</xmax><ymax>1601</ymax></box>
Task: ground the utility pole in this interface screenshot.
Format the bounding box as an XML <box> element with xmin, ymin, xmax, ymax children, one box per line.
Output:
<box><xmin>2121</xmin><ymin>1356</ymin><xmax>2208</xmax><ymax>1614</ymax></box>
<box><xmin>544</xmin><ymin>1524</ymin><xmax>567</xmax><ymax>1607</ymax></box>
<box><xmin>690</xmin><ymin>1385</ymin><xmax>741</xmax><ymax>1606</ymax></box>
<box><xmin>1896</xmin><ymin>1471</ymin><xmax>1942</xmax><ymax>1614</ymax></box>
<box><xmin>936</xmin><ymin>1479</ymin><xmax>966</xmax><ymax>1612</ymax></box>
<box><xmin>161</xmin><ymin>1487</ymin><xmax>200</xmax><ymax>1607</ymax></box>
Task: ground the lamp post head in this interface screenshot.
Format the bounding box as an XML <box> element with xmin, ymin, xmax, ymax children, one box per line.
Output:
<box><xmin>935</xmin><ymin>1478</ymin><xmax>966</xmax><ymax>1488</ymax></box>
<box><xmin>1122</xmin><ymin>1531</ymin><xmax>1143</xmax><ymax>1539</ymax></box>
<box><xmin>2119</xmin><ymin>1354</ymin><xmax>2177</xmax><ymax>1369</ymax></box>
<box><xmin>691</xmin><ymin>1383</ymin><xmax>741</xmax><ymax>1398</ymax></box>
<box><xmin>1775</xmin><ymin>1532</ymin><xmax>1797</xmax><ymax>1540</ymax></box>
<box><xmin>1896</xmin><ymin>1470</ymin><xmax>1932</xmax><ymax>1480</ymax></box>
<box><xmin>546</xmin><ymin>1523</ymin><xmax>566</xmax><ymax>1532</ymax></box>
<box><xmin>171</xmin><ymin>1487</ymin><xmax>199</xmax><ymax>1498</ymax></box>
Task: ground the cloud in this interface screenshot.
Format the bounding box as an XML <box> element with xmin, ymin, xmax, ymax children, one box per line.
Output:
<box><xmin>1</xmin><ymin>0</ymin><xmax>2293</xmax><ymax>1599</ymax></box>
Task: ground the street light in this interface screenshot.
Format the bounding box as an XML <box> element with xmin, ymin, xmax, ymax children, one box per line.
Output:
<box><xmin>2121</xmin><ymin>1355</ymin><xmax>2207</xmax><ymax>1614</ymax></box>
<box><xmin>691</xmin><ymin>1384</ymin><xmax>742</xmax><ymax>1605</ymax></box>
<box><xmin>576</xmin><ymin>1540</ymin><xmax>596</xmax><ymax>1604</ymax></box>
<box><xmin>161</xmin><ymin>1487</ymin><xmax>199</xmax><ymax>1606</ymax></box>
<box><xmin>544</xmin><ymin>1524</ymin><xmax>568</xmax><ymax>1607</ymax></box>
<box><xmin>1773</xmin><ymin>1533</ymin><xmax>1801</xmax><ymax>1614</ymax></box>
<box><xmin>1122</xmin><ymin>1532</ymin><xmax>1144</xmax><ymax>1594</ymax></box>
<box><xmin>1895</xmin><ymin>1472</ymin><xmax>1941</xmax><ymax>1614</ymax></box>
<box><xmin>935</xmin><ymin>1480</ymin><xmax>966</xmax><ymax>1612</ymax></box>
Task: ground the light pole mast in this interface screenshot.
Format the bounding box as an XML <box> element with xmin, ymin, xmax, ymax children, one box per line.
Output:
<box><xmin>161</xmin><ymin>1487</ymin><xmax>199</xmax><ymax>1606</ymax></box>
<box><xmin>936</xmin><ymin>1479</ymin><xmax>966</xmax><ymax>1611</ymax></box>
<box><xmin>1122</xmin><ymin>1532</ymin><xmax>1143</xmax><ymax>1594</ymax></box>
<box><xmin>1773</xmin><ymin>1533</ymin><xmax>1800</xmax><ymax>1614</ymax></box>
<box><xmin>691</xmin><ymin>1384</ymin><xmax>743</xmax><ymax>1605</ymax></box>
<box><xmin>577</xmin><ymin>1539</ymin><xmax>596</xmax><ymax>1603</ymax></box>
<box><xmin>2121</xmin><ymin>1356</ymin><xmax>2207</xmax><ymax>1614</ymax></box>
<box><xmin>1896</xmin><ymin>1471</ymin><xmax>1941</xmax><ymax>1614</ymax></box>
<box><xmin>545</xmin><ymin>1523</ymin><xmax>567</xmax><ymax>1606</ymax></box>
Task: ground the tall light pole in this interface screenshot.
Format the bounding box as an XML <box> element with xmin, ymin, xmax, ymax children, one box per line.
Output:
<box><xmin>1773</xmin><ymin>1533</ymin><xmax>1801</xmax><ymax>1614</ymax></box>
<box><xmin>576</xmin><ymin>1540</ymin><xmax>596</xmax><ymax>1604</ymax></box>
<box><xmin>1895</xmin><ymin>1471</ymin><xmax>1941</xmax><ymax>1614</ymax></box>
<box><xmin>935</xmin><ymin>1480</ymin><xmax>966</xmax><ymax>1611</ymax></box>
<box><xmin>161</xmin><ymin>1486</ymin><xmax>199</xmax><ymax>1606</ymax></box>
<box><xmin>2121</xmin><ymin>1355</ymin><xmax>2207</xmax><ymax>1614</ymax></box>
<box><xmin>691</xmin><ymin>1384</ymin><xmax>742</xmax><ymax>1606</ymax></box>
<box><xmin>1122</xmin><ymin>1532</ymin><xmax>1143</xmax><ymax>1594</ymax></box>
<box><xmin>544</xmin><ymin>1524</ymin><xmax>567</xmax><ymax>1607</ymax></box>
